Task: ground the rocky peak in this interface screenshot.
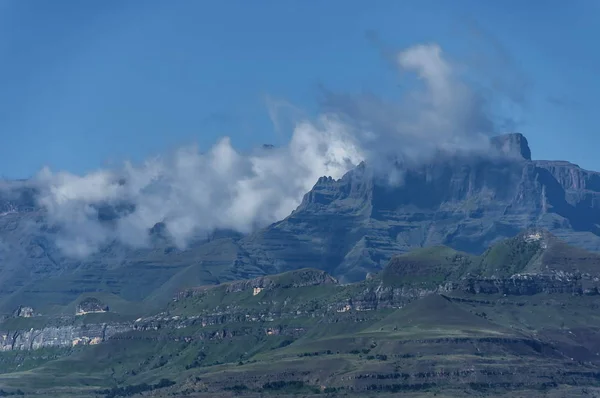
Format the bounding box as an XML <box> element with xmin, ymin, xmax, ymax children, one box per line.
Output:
<box><xmin>246</xmin><ymin>132</ymin><xmax>600</xmax><ymax>282</ymax></box>
<box><xmin>490</xmin><ymin>133</ymin><xmax>532</xmax><ymax>161</ymax></box>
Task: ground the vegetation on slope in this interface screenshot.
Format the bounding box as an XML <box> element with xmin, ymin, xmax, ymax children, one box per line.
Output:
<box><xmin>1</xmin><ymin>232</ymin><xmax>600</xmax><ymax>397</ymax></box>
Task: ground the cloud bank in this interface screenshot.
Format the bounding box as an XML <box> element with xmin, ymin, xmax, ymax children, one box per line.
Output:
<box><xmin>34</xmin><ymin>121</ymin><xmax>361</xmax><ymax>257</ymax></box>
<box><xmin>6</xmin><ymin>43</ymin><xmax>517</xmax><ymax>257</ymax></box>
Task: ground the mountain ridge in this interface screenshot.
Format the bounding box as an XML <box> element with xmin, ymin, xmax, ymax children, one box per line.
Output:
<box><xmin>240</xmin><ymin>134</ymin><xmax>600</xmax><ymax>282</ymax></box>
<box><xmin>1</xmin><ymin>133</ymin><xmax>600</xmax><ymax>312</ymax></box>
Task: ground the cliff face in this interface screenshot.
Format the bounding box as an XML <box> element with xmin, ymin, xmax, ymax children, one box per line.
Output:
<box><xmin>461</xmin><ymin>273</ymin><xmax>600</xmax><ymax>296</ymax></box>
<box><xmin>241</xmin><ymin>134</ymin><xmax>600</xmax><ymax>282</ymax></box>
<box><xmin>490</xmin><ymin>132</ymin><xmax>532</xmax><ymax>160</ymax></box>
<box><xmin>0</xmin><ymin>322</ymin><xmax>131</xmax><ymax>351</ymax></box>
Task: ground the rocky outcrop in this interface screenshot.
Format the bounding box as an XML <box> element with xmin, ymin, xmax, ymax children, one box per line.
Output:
<box><xmin>75</xmin><ymin>297</ymin><xmax>108</xmax><ymax>315</ymax></box>
<box><xmin>491</xmin><ymin>132</ymin><xmax>532</xmax><ymax>160</ymax></box>
<box><xmin>460</xmin><ymin>272</ymin><xmax>600</xmax><ymax>296</ymax></box>
<box><xmin>13</xmin><ymin>306</ymin><xmax>35</xmax><ymax>318</ymax></box>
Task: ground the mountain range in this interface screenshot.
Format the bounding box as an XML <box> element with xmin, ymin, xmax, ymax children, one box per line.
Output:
<box><xmin>2</xmin><ymin>133</ymin><xmax>600</xmax><ymax>396</ymax></box>
<box><xmin>1</xmin><ymin>133</ymin><xmax>600</xmax><ymax>314</ymax></box>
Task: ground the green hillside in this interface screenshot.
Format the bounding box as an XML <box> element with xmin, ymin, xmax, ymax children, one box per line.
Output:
<box><xmin>2</xmin><ymin>232</ymin><xmax>600</xmax><ymax>397</ymax></box>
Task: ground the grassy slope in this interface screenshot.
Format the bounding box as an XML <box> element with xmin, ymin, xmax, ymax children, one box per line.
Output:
<box><xmin>380</xmin><ymin>246</ymin><xmax>473</xmax><ymax>287</ymax></box>
<box><xmin>382</xmin><ymin>230</ymin><xmax>600</xmax><ymax>284</ymax></box>
<box><xmin>3</xmin><ymin>233</ymin><xmax>600</xmax><ymax>396</ymax></box>
<box><xmin>364</xmin><ymin>294</ymin><xmax>520</xmax><ymax>338</ymax></box>
<box><xmin>6</xmin><ymin>290</ymin><xmax>600</xmax><ymax>396</ymax></box>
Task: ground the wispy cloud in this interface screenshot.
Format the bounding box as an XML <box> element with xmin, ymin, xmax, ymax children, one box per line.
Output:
<box><xmin>462</xmin><ymin>20</ymin><xmax>531</xmax><ymax>106</ymax></box>
<box><xmin>320</xmin><ymin>43</ymin><xmax>493</xmax><ymax>168</ymax></box>
<box><xmin>264</xmin><ymin>94</ymin><xmax>307</xmax><ymax>140</ymax></box>
<box><xmin>547</xmin><ymin>95</ymin><xmax>582</xmax><ymax>110</ymax></box>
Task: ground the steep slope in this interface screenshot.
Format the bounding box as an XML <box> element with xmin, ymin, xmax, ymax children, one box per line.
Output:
<box><xmin>242</xmin><ymin>134</ymin><xmax>600</xmax><ymax>282</ymax></box>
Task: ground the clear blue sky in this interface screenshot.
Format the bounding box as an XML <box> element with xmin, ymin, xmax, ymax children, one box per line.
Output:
<box><xmin>0</xmin><ymin>0</ymin><xmax>598</xmax><ymax>178</ymax></box>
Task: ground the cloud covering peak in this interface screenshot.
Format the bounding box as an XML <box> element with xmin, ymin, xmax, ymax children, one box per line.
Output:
<box><xmin>33</xmin><ymin>117</ymin><xmax>362</xmax><ymax>257</ymax></box>
<box><xmin>13</xmin><ymin>42</ymin><xmax>515</xmax><ymax>257</ymax></box>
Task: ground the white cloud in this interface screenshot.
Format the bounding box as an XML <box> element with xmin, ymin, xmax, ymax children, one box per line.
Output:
<box><xmin>30</xmin><ymin>116</ymin><xmax>363</xmax><ymax>256</ymax></box>
<box><xmin>398</xmin><ymin>43</ymin><xmax>452</xmax><ymax>105</ymax></box>
<box><xmin>20</xmin><ymin>42</ymin><xmax>508</xmax><ymax>257</ymax></box>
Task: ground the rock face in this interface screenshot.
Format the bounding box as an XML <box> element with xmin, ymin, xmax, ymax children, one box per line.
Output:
<box><xmin>13</xmin><ymin>306</ymin><xmax>35</xmax><ymax>318</ymax></box>
<box><xmin>0</xmin><ymin>323</ymin><xmax>131</xmax><ymax>351</ymax></box>
<box><xmin>241</xmin><ymin>134</ymin><xmax>600</xmax><ymax>281</ymax></box>
<box><xmin>491</xmin><ymin>132</ymin><xmax>532</xmax><ymax>160</ymax></box>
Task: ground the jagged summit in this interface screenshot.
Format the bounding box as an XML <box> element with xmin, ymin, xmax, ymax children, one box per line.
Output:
<box><xmin>306</xmin><ymin>132</ymin><xmax>533</xmax><ymax>195</ymax></box>
<box><xmin>491</xmin><ymin>132</ymin><xmax>532</xmax><ymax>160</ymax></box>
<box><xmin>246</xmin><ymin>134</ymin><xmax>600</xmax><ymax>282</ymax></box>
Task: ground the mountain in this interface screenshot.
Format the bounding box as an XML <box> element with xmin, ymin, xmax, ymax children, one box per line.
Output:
<box><xmin>1</xmin><ymin>133</ymin><xmax>600</xmax><ymax>313</ymax></box>
<box><xmin>241</xmin><ymin>133</ymin><xmax>600</xmax><ymax>282</ymax></box>
<box><xmin>3</xmin><ymin>234</ymin><xmax>600</xmax><ymax>397</ymax></box>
